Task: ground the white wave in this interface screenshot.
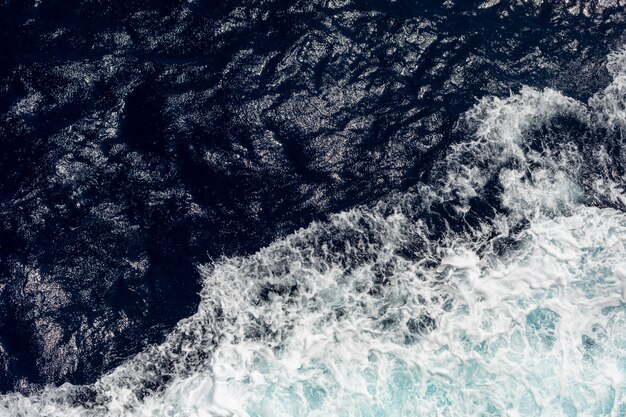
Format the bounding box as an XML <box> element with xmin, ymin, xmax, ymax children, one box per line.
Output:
<box><xmin>3</xmin><ymin>47</ymin><xmax>626</xmax><ymax>417</ymax></box>
<box><xmin>590</xmin><ymin>46</ymin><xmax>626</xmax><ymax>131</ymax></box>
<box><xmin>431</xmin><ymin>85</ymin><xmax>586</xmax><ymax>216</ymax></box>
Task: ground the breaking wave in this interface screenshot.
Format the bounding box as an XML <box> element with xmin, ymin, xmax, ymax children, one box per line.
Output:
<box><xmin>2</xmin><ymin>46</ymin><xmax>626</xmax><ymax>417</ymax></box>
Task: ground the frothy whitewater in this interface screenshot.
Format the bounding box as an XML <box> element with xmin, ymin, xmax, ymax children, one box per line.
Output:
<box><xmin>3</xmin><ymin>47</ymin><xmax>626</xmax><ymax>417</ymax></box>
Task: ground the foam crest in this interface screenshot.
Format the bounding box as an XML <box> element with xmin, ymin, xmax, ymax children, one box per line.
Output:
<box><xmin>434</xmin><ymin>86</ymin><xmax>584</xmax><ymax>208</ymax></box>
<box><xmin>590</xmin><ymin>47</ymin><xmax>626</xmax><ymax>131</ymax></box>
<box><xmin>432</xmin><ymin>46</ymin><xmax>626</xmax><ymax>219</ymax></box>
<box><xmin>12</xmin><ymin>205</ymin><xmax>622</xmax><ymax>417</ymax></box>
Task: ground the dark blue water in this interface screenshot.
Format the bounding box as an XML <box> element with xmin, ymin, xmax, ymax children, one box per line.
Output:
<box><xmin>0</xmin><ymin>0</ymin><xmax>624</xmax><ymax>396</ymax></box>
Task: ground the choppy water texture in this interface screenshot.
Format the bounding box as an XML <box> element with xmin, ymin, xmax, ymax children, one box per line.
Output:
<box><xmin>2</xmin><ymin>0</ymin><xmax>626</xmax><ymax>416</ymax></box>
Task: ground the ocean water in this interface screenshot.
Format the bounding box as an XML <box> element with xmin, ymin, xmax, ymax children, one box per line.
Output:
<box><xmin>1</xmin><ymin>42</ymin><xmax>626</xmax><ymax>416</ymax></box>
<box><xmin>4</xmin><ymin>0</ymin><xmax>626</xmax><ymax>392</ymax></box>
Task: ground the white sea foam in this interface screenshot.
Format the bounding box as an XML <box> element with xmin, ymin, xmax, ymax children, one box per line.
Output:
<box><xmin>2</xmin><ymin>48</ymin><xmax>626</xmax><ymax>417</ymax></box>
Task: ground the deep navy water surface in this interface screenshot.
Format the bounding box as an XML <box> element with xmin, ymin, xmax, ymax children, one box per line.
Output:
<box><xmin>0</xmin><ymin>0</ymin><xmax>624</xmax><ymax>394</ymax></box>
